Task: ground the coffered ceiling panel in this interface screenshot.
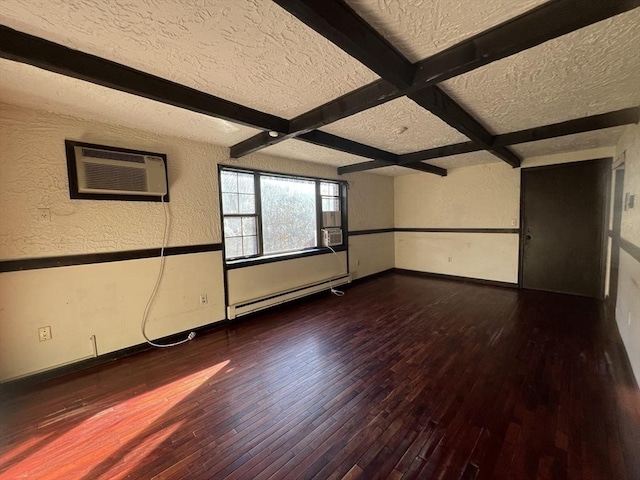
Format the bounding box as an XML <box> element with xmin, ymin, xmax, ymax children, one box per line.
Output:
<box><xmin>441</xmin><ymin>9</ymin><xmax>640</xmax><ymax>134</ymax></box>
<box><xmin>0</xmin><ymin>0</ymin><xmax>378</xmax><ymax>118</ymax></box>
<box><xmin>261</xmin><ymin>138</ymin><xmax>378</xmax><ymax>170</ymax></box>
<box><xmin>346</xmin><ymin>0</ymin><xmax>549</xmax><ymax>63</ymax></box>
<box><xmin>320</xmin><ymin>97</ymin><xmax>470</xmax><ymax>154</ymax></box>
<box><xmin>0</xmin><ymin>59</ymin><xmax>260</xmax><ymax>146</ymax></box>
<box><xmin>511</xmin><ymin>126</ymin><xmax>627</xmax><ymax>158</ymax></box>
<box><xmin>426</xmin><ymin>151</ymin><xmax>503</xmax><ymax>171</ymax></box>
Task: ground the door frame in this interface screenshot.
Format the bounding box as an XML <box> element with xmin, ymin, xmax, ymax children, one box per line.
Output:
<box><xmin>608</xmin><ymin>163</ymin><xmax>626</xmax><ymax>312</ymax></box>
<box><xmin>517</xmin><ymin>158</ymin><xmax>613</xmax><ymax>299</ymax></box>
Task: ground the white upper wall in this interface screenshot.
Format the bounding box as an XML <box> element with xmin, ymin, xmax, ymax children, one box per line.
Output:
<box><xmin>0</xmin><ymin>103</ymin><xmax>394</xmax><ymax>260</ymax></box>
<box><xmin>394</xmin><ymin>163</ymin><xmax>520</xmax><ymax>228</ymax></box>
<box><xmin>617</xmin><ymin>123</ymin><xmax>640</xmax><ymax>242</ymax></box>
<box><xmin>0</xmin><ymin>103</ymin><xmax>220</xmax><ymax>258</ymax></box>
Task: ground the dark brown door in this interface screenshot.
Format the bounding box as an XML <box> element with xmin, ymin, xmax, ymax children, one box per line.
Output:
<box><xmin>520</xmin><ymin>158</ymin><xmax>610</xmax><ymax>298</ymax></box>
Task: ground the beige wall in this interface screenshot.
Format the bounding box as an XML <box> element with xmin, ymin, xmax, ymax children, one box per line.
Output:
<box><xmin>227</xmin><ymin>252</ymin><xmax>348</xmax><ymax>306</ymax></box>
<box><xmin>395</xmin><ymin>232</ymin><xmax>519</xmax><ymax>283</ymax></box>
<box><xmin>613</xmin><ymin>123</ymin><xmax>640</xmax><ymax>384</ymax></box>
<box><xmin>394</xmin><ymin>162</ymin><xmax>520</xmax><ymax>282</ymax></box>
<box><xmin>0</xmin><ymin>103</ymin><xmax>394</xmax><ymax>381</ymax></box>
<box><xmin>344</xmin><ymin>171</ymin><xmax>395</xmax><ymax>279</ymax></box>
<box><xmin>0</xmin><ymin>252</ymin><xmax>225</xmax><ymax>380</ymax></box>
<box><xmin>395</xmin><ymin>163</ymin><xmax>520</xmax><ymax>229</ymax></box>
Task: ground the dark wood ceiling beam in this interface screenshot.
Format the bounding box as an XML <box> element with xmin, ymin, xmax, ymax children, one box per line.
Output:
<box><xmin>493</xmin><ymin>107</ymin><xmax>640</xmax><ymax>147</ymax></box>
<box><xmin>298</xmin><ymin>130</ymin><xmax>396</xmax><ymax>163</ymax></box>
<box><xmin>297</xmin><ymin>131</ymin><xmax>446</xmax><ymax>176</ymax></box>
<box><xmin>408</xmin><ymin>86</ymin><xmax>521</xmax><ymax>167</ymax></box>
<box><xmin>413</xmin><ymin>0</ymin><xmax>640</xmax><ymax>86</ymax></box>
<box><xmin>339</xmin><ymin>160</ymin><xmax>447</xmax><ymax>176</ymax></box>
<box><xmin>272</xmin><ymin>0</ymin><xmax>414</xmax><ymax>88</ymax></box>
<box><xmin>269</xmin><ymin>0</ymin><xmax>522</xmax><ymax>168</ymax></box>
<box><xmin>0</xmin><ymin>25</ymin><xmax>289</xmax><ymax>133</ymax></box>
<box><xmin>339</xmin><ymin>107</ymin><xmax>640</xmax><ymax>173</ymax></box>
<box><xmin>233</xmin><ymin>0</ymin><xmax>640</xmax><ymax>158</ymax></box>
<box><xmin>397</xmin><ymin>141</ymin><xmax>480</xmax><ymax>165</ymax></box>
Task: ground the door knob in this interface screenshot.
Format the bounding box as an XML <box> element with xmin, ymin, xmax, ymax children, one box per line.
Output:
<box><xmin>525</xmin><ymin>235</ymin><xmax>532</xmax><ymax>240</ymax></box>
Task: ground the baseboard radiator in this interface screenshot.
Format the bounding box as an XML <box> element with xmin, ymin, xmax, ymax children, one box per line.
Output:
<box><xmin>227</xmin><ymin>274</ymin><xmax>351</xmax><ymax>319</ymax></box>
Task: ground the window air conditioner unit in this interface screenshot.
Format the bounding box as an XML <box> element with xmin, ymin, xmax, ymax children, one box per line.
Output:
<box><xmin>65</xmin><ymin>140</ymin><xmax>169</xmax><ymax>201</ymax></box>
<box><xmin>322</xmin><ymin>227</ymin><xmax>343</xmax><ymax>247</ymax></box>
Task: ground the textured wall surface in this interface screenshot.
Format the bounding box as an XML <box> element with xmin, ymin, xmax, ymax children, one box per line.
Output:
<box><xmin>613</xmin><ymin>123</ymin><xmax>640</xmax><ymax>384</ymax></box>
<box><xmin>0</xmin><ymin>103</ymin><xmax>222</xmax><ymax>259</ymax></box>
<box><xmin>0</xmin><ymin>0</ymin><xmax>377</xmax><ymax>119</ymax></box>
<box><xmin>343</xmin><ymin>172</ymin><xmax>394</xmax><ymax>231</ymax></box>
<box><xmin>395</xmin><ymin>163</ymin><xmax>520</xmax><ymax>228</ymax></box>
<box><xmin>616</xmin><ymin>124</ymin><xmax>640</xmax><ymax>242</ymax></box>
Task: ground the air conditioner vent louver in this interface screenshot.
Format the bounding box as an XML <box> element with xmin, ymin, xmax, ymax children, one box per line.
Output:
<box><xmin>81</xmin><ymin>148</ymin><xmax>145</xmax><ymax>163</ymax></box>
<box><xmin>67</xmin><ymin>141</ymin><xmax>168</xmax><ymax>200</ymax></box>
<box><xmin>83</xmin><ymin>162</ymin><xmax>148</xmax><ymax>192</ymax></box>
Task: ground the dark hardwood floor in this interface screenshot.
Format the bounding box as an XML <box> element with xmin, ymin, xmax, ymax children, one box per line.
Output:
<box><xmin>1</xmin><ymin>273</ymin><xmax>639</xmax><ymax>479</ymax></box>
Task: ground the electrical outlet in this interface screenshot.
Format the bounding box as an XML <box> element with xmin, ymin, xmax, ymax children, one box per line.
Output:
<box><xmin>448</xmin><ymin>256</ymin><xmax>452</xmax><ymax>263</ymax></box>
<box><xmin>37</xmin><ymin>208</ymin><xmax>51</xmax><ymax>222</ymax></box>
<box><xmin>38</xmin><ymin>326</ymin><xmax>52</xmax><ymax>342</ymax></box>
<box><xmin>200</xmin><ymin>294</ymin><xmax>208</xmax><ymax>305</ymax></box>
<box><xmin>511</xmin><ymin>219</ymin><xmax>517</xmax><ymax>226</ymax></box>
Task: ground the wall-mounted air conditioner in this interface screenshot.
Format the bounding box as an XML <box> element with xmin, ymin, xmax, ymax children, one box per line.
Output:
<box><xmin>322</xmin><ymin>227</ymin><xmax>343</xmax><ymax>247</ymax></box>
<box><xmin>65</xmin><ymin>140</ymin><xmax>169</xmax><ymax>201</ymax></box>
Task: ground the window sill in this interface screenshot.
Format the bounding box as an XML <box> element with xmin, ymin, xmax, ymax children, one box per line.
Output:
<box><xmin>225</xmin><ymin>245</ymin><xmax>347</xmax><ymax>270</ymax></box>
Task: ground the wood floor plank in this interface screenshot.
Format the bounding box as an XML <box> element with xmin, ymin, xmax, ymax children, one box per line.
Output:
<box><xmin>1</xmin><ymin>273</ymin><xmax>638</xmax><ymax>480</ymax></box>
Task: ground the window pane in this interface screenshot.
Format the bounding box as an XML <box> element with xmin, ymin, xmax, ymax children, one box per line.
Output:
<box><xmin>260</xmin><ymin>176</ymin><xmax>317</xmax><ymax>254</ymax></box>
<box><xmin>238</xmin><ymin>193</ymin><xmax>255</xmax><ymax>214</ymax></box>
<box><xmin>243</xmin><ymin>236</ymin><xmax>257</xmax><ymax>256</ymax></box>
<box><xmin>225</xmin><ymin>236</ymin><xmax>242</xmax><ymax>259</ymax></box>
<box><xmin>320</xmin><ymin>182</ymin><xmax>338</xmax><ymax>196</ymax></box>
<box><xmin>222</xmin><ymin>193</ymin><xmax>238</xmax><ymax>214</ymax></box>
<box><xmin>322</xmin><ymin>197</ymin><xmax>340</xmax><ymax>212</ymax></box>
<box><xmin>224</xmin><ymin>217</ymin><xmax>242</xmax><ymax>237</ymax></box>
<box><xmin>237</xmin><ymin>173</ymin><xmax>255</xmax><ymax>194</ymax></box>
<box><xmin>323</xmin><ymin>211</ymin><xmax>341</xmax><ymax>227</ymax></box>
<box><xmin>221</xmin><ymin>171</ymin><xmax>238</xmax><ymax>193</ymax></box>
<box><xmin>242</xmin><ymin>217</ymin><xmax>257</xmax><ymax>236</ymax></box>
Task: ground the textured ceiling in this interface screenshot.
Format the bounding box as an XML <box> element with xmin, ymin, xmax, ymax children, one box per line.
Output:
<box><xmin>346</xmin><ymin>0</ymin><xmax>549</xmax><ymax>63</ymax></box>
<box><xmin>511</xmin><ymin>126</ymin><xmax>627</xmax><ymax>158</ymax></box>
<box><xmin>0</xmin><ymin>1</ymin><xmax>638</xmax><ymax>177</ymax></box>
<box><xmin>427</xmin><ymin>151</ymin><xmax>503</xmax><ymax>171</ymax></box>
<box><xmin>0</xmin><ymin>0</ymin><xmax>378</xmax><ymax>118</ymax></box>
<box><xmin>0</xmin><ymin>59</ymin><xmax>260</xmax><ymax>146</ymax></box>
<box><xmin>442</xmin><ymin>9</ymin><xmax>640</xmax><ymax>134</ymax></box>
<box><xmin>320</xmin><ymin>97</ymin><xmax>469</xmax><ymax>154</ymax></box>
<box><xmin>261</xmin><ymin>138</ymin><xmax>374</xmax><ymax>170</ymax></box>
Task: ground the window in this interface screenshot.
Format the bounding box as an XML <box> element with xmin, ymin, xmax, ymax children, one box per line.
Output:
<box><xmin>220</xmin><ymin>167</ymin><xmax>345</xmax><ymax>261</ymax></box>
